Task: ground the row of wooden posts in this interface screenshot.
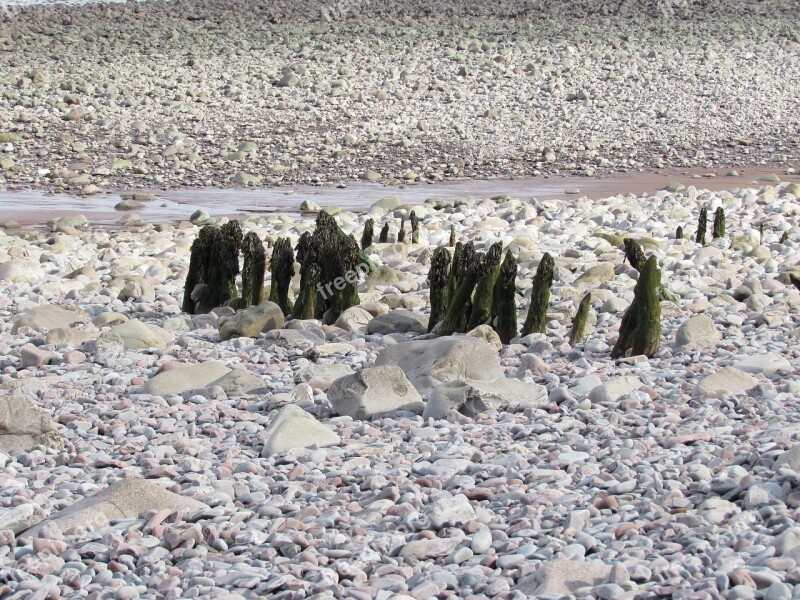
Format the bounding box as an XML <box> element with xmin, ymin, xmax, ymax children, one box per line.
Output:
<box><xmin>181</xmin><ymin>205</ymin><xmax>744</xmax><ymax>359</ymax></box>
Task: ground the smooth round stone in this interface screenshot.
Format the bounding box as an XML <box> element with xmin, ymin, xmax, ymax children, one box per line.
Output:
<box><xmin>764</xmin><ymin>582</ymin><xmax>792</xmax><ymax>600</ymax></box>
<box><xmin>561</xmin><ymin>544</ymin><xmax>586</xmax><ymax>560</ymax></box>
<box><xmin>471</xmin><ymin>529</ymin><xmax>493</xmax><ymax>554</ymax></box>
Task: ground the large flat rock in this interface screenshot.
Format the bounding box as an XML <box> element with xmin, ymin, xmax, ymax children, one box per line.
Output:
<box><xmin>0</xmin><ymin>393</ymin><xmax>63</xmax><ymax>454</ymax></box>
<box><xmin>20</xmin><ymin>479</ymin><xmax>206</xmax><ymax>539</ymax></box>
<box><xmin>374</xmin><ymin>336</ymin><xmax>504</xmax><ymax>396</ymax></box>
<box><xmin>144</xmin><ymin>361</ymin><xmax>231</xmax><ymax>396</ymax></box>
<box><xmin>11</xmin><ymin>304</ymin><xmax>88</xmax><ymax>334</ymax></box>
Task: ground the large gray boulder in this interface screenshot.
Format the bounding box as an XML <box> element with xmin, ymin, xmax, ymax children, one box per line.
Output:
<box><xmin>261</xmin><ymin>404</ymin><xmax>340</xmax><ymax>457</ymax></box>
<box><xmin>675</xmin><ymin>315</ymin><xmax>720</xmax><ymax>351</ymax></box>
<box><xmin>262</xmin><ymin>329</ymin><xmax>325</xmax><ymax>351</ymax></box>
<box><xmin>366</xmin><ymin>309</ymin><xmax>428</xmax><ymax>335</ymax></box>
<box><xmin>574</xmin><ymin>263</ymin><xmax>615</xmax><ymax>291</ymax></box>
<box><xmin>0</xmin><ymin>504</ymin><xmax>43</xmax><ymax>534</ymax></box>
<box><xmin>20</xmin><ymin>479</ymin><xmax>206</xmax><ymax>539</ymax></box>
<box><xmin>423</xmin><ymin>378</ymin><xmax>548</xmax><ymax>420</ymax></box>
<box><xmin>516</xmin><ymin>558</ymin><xmax>612</xmax><ymax>596</ymax></box>
<box><xmin>184</xmin><ymin>369</ymin><xmax>267</xmax><ymax>397</ymax></box>
<box><xmin>110</xmin><ymin>318</ymin><xmax>167</xmax><ymax>350</ymax></box>
<box><xmin>0</xmin><ymin>394</ymin><xmax>63</xmax><ymax>453</ymax></box>
<box><xmin>296</xmin><ymin>363</ymin><xmax>353</xmax><ymax>391</ymax></box>
<box><xmin>219</xmin><ymin>301</ymin><xmax>284</xmax><ymax>341</ymax></box>
<box><xmin>144</xmin><ymin>361</ymin><xmax>231</xmax><ymax>396</ymax></box>
<box><xmin>334</xmin><ymin>307</ymin><xmax>373</xmax><ymax>333</ymax></box>
<box><xmin>327</xmin><ymin>365</ymin><xmax>424</xmax><ymax>419</ymax></box>
<box><xmin>12</xmin><ymin>304</ymin><xmax>88</xmax><ymax>334</ymax></box>
<box><xmin>374</xmin><ymin>336</ymin><xmax>504</xmax><ymax>396</ymax></box>
<box><xmin>694</xmin><ymin>366</ymin><xmax>758</xmax><ymax>397</ymax></box>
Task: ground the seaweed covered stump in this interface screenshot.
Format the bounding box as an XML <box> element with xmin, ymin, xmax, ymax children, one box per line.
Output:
<box><xmin>361</xmin><ymin>218</ymin><xmax>374</xmax><ymax>250</ymax></box>
<box><xmin>713</xmin><ymin>207</ymin><xmax>726</xmax><ymax>239</ymax></box>
<box><xmin>241</xmin><ymin>231</ymin><xmax>266</xmax><ymax>308</ymax></box>
<box><xmin>439</xmin><ymin>242</ymin><xmax>481</xmax><ymax>336</ymax></box>
<box><xmin>569</xmin><ymin>293</ymin><xmax>592</xmax><ymax>346</ymax></box>
<box><xmin>623</xmin><ymin>238</ymin><xmax>675</xmax><ymax>302</ymax></box>
<box><xmin>610</xmin><ymin>256</ymin><xmax>662</xmax><ymax>359</ymax></box>
<box><xmin>379</xmin><ymin>222</ymin><xmax>389</xmax><ymax>244</ymax></box>
<box><xmin>468</xmin><ymin>242</ymin><xmax>502</xmax><ymax>330</ymax></box>
<box><xmin>410</xmin><ymin>211</ymin><xmax>420</xmax><ymax>244</ymax></box>
<box><xmin>398</xmin><ymin>216</ymin><xmax>406</xmax><ymax>244</ymax></box>
<box><xmin>696</xmin><ymin>207</ymin><xmax>708</xmax><ymax>245</ymax></box>
<box><xmin>427</xmin><ymin>247</ymin><xmax>451</xmax><ymax>333</ymax></box>
<box><xmin>182</xmin><ymin>225</ymin><xmax>216</xmax><ymax>314</ymax></box>
<box><xmin>200</xmin><ymin>220</ymin><xmax>242</xmax><ymax>311</ymax></box>
<box><xmin>312</xmin><ymin>211</ymin><xmax>374</xmax><ymax>322</ymax></box>
<box><xmin>268</xmin><ymin>237</ymin><xmax>295</xmax><ymax>315</ymax></box>
<box><xmin>491</xmin><ymin>249</ymin><xmax>518</xmax><ymax>344</ymax></box>
<box><xmin>521</xmin><ymin>253</ymin><xmax>555</xmax><ymax>336</ymax></box>
<box><xmin>449</xmin><ymin>224</ymin><xmax>456</xmax><ymax>247</ymax></box>
<box><xmin>292</xmin><ymin>232</ymin><xmax>318</xmax><ymax>320</ymax></box>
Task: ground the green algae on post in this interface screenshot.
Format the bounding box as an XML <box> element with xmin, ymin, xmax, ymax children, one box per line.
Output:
<box><xmin>361</xmin><ymin>218</ymin><xmax>374</xmax><ymax>250</ymax></box>
<box><xmin>491</xmin><ymin>248</ymin><xmax>519</xmax><ymax>344</ymax></box>
<box><xmin>410</xmin><ymin>211</ymin><xmax>420</xmax><ymax>244</ymax></box>
<box><xmin>610</xmin><ymin>255</ymin><xmax>662</xmax><ymax>359</ymax></box>
<box><xmin>521</xmin><ymin>252</ymin><xmax>554</xmax><ymax>337</ymax></box>
<box><xmin>241</xmin><ymin>231</ymin><xmax>266</xmax><ymax>308</ymax></box>
<box><xmin>268</xmin><ymin>237</ymin><xmax>295</xmax><ymax>315</ymax></box>
<box><xmin>468</xmin><ymin>241</ymin><xmax>502</xmax><ymax>330</ymax></box>
<box><xmin>569</xmin><ymin>293</ymin><xmax>592</xmax><ymax>346</ymax></box>
<box><xmin>696</xmin><ymin>206</ymin><xmax>708</xmax><ymax>245</ymax></box>
<box><xmin>713</xmin><ymin>207</ymin><xmax>726</xmax><ymax>239</ymax></box>
<box><xmin>427</xmin><ymin>246</ymin><xmax>451</xmax><ymax>333</ymax></box>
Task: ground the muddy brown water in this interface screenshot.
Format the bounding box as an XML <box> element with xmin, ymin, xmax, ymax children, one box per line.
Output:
<box><xmin>1</xmin><ymin>166</ymin><xmax>798</xmax><ymax>229</ymax></box>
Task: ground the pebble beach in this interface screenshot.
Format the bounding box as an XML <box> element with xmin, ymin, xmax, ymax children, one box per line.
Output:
<box><xmin>1</xmin><ymin>1</ymin><xmax>800</xmax><ymax>600</ymax></box>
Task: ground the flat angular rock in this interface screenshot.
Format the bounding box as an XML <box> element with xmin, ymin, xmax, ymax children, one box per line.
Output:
<box><xmin>423</xmin><ymin>378</ymin><xmax>548</xmax><ymax>420</ymax></box>
<box><xmin>574</xmin><ymin>263</ymin><xmax>615</xmax><ymax>291</ymax></box>
<box><xmin>262</xmin><ymin>329</ymin><xmax>325</xmax><ymax>351</ymax></box>
<box><xmin>334</xmin><ymin>307</ymin><xmax>373</xmax><ymax>333</ymax></box>
<box><xmin>400</xmin><ymin>537</ymin><xmax>460</xmax><ymax>560</ymax></box>
<box><xmin>0</xmin><ymin>259</ymin><xmax>41</xmax><ymax>283</ymax></box>
<box><xmin>516</xmin><ymin>558</ymin><xmax>612</xmax><ymax>596</ymax></box>
<box><xmin>20</xmin><ymin>479</ymin><xmax>206</xmax><ymax>539</ymax></box>
<box><xmin>694</xmin><ymin>366</ymin><xmax>758</xmax><ymax>397</ymax></box>
<box><xmin>0</xmin><ymin>504</ymin><xmax>42</xmax><ymax>534</ymax></box>
<box><xmin>466</xmin><ymin>324</ymin><xmax>502</xmax><ymax>350</ymax></box>
<box><xmin>328</xmin><ymin>365</ymin><xmax>423</xmax><ymax>419</ymax></box>
<box><xmin>203</xmin><ymin>369</ymin><xmax>267</xmax><ymax>396</ymax></box>
<box><xmin>20</xmin><ymin>344</ymin><xmax>54</xmax><ymax>368</ymax></box>
<box><xmin>12</xmin><ymin>304</ymin><xmax>88</xmax><ymax>334</ymax></box>
<box><xmin>144</xmin><ymin>361</ymin><xmax>231</xmax><ymax>396</ymax></box>
<box><xmin>589</xmin><ymin>376</ymin><xmax>642</xmax><ymax>404</ymax></box>
<box><xmin>296</xmin><ymin>363</ymin><xmax>353</xmax><ymax>391</ymax></box>
<box><xmin>374</xmin><ymin>336</ymin><xmax>504</xmax><ymax>396</ymax></box>
<box><xmin>219</xmin><ymin>302</ymin><xmax>284</xmax><ymax>341</ymax></box>
<box><xmin>92</xmin><ymin>311</ymin><xmax>128</xmax><ymax>327</ymax></box>
<box><xmin>0</xmin><ymin>393</ymin><xmax>63</xmax><ymax>454</ymax></box>
<box><xmin>110</xmin><ymin>318</ymin><xmax>167</xmax><ymax>350</ymax></box>
<box><xmin>366</xmin><ymin>309</ymin><xmax>428</xmax><ymax>335</ymax></box>
<box><xmin>425</xmin><ymin>494</ymin><xmax>476</xmax><ymax>529</ymax></box>
<box><xmin>261</xmin><ymin>404</ymin><xmax>340</xmax><ymax>457</ymax></box>
<box><xmin>675</xmin><ymin>315</ymin><xmax>720</xmax><ymax>351</ymax></box>
<box><xmin>45</xmin><ymin>327</ymin><xmax>96</xmax><ymax>349</ymax></box>
<box><xmin>772</xmin><ymin>446</ymin><xmax>800</xmax><ymax>473</ymax></box>
<box><xmin>734</xmin><ymin>353</ymin><xmax>791</xmax><ymax>375</ymax></box>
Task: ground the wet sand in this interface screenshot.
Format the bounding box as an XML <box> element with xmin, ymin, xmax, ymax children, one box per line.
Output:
<box><xmin>2</xmin><ymin>164</ymin><xmax>798</xmax><ymax>229</ymax></box>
